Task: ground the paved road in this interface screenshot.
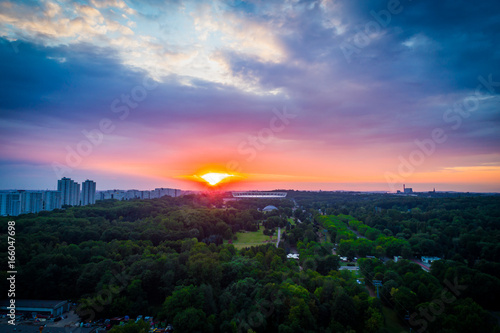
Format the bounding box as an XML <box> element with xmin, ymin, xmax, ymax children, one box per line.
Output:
<box><xmin>339</xmin><ymin>266</ymin><xmax>359</xmax><ymax>271</ymax></box>
<box><xmin>347</xmin><ymin>226</ymin><xmax>366</xmax><ymax>239</ymax></box>
<box><xmin>411</xmin><ymin>259</ymin><xmax>431</xmax><ymax>272</ymax></box>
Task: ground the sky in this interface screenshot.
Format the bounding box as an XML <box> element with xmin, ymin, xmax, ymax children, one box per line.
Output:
<box><xmin>0</xmin><ymin>0</ymin><xmax>499</xmax><ymax>192</ymax></box>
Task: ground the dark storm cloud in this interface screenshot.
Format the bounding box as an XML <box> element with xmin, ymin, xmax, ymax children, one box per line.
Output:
<box><xmin>0</xmin><ymin>37</ymin><xmax>287</xmax><ymax>143</ymax></box>
<box><xmin>0</xmin><ymin>39</ymin><xmax>142</xmax><ymax>118</ymax></box>
<box><xmin>338</xmin><ymin>0</ymin><xmax>500</xmax><ymax>88</ymax></box>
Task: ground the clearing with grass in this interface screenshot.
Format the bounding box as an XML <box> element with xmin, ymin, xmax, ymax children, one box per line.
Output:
<box><xmin>227</xmin><ymin>226</ymin><xmax>275</xmax><ymax>249</ymax></box>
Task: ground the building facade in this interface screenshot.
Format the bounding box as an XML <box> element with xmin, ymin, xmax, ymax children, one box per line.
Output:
<box><xmin>57</xmin><ymin>177</ymin><xmax>80</xmax><ymax>206</ymax></box>
<box><xmin>155</xmin><ymin>188</ymin><xmax>181</xmax><ymax>198</ymax></box>
<box><xmin>43</xmin><ymin>191</ymin><xmax>62</xmax><ymax>211</ymax></box>
<box><xmin>0</xmin><ymin>299</ymin><xmax>70</xmax><ymax>316</ymax></box>
<box><xmin>81</xmin><ymin>180</ymin><xmax>96</xmax><ymax>206</ymax></box>
<box><xmin>20</xmin><ymin>191</ymin><xmax>43</xmax><ymax>214</ymax></box>
<box><xmin>0</xmin><ymin>191</ymin><xmax>21</xmax><ymax>216</ymax></box>
<box><xmin>98</xmin><ymin>188</ymin><xmax>182</xmax><ymax>201</ymax></box>
<box><xmin>98</xmin><ymin>190</ymin><xmax>126</xmax><ymax>201</ymax></box>
<box><xmin>1</xmin><ymin>191</ymin><xmax>64</xmax><ymax>216</ymax></box>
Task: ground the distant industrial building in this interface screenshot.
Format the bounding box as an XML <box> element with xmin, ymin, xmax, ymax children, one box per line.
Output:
<box><xmin>81</xmin><ymin>179</ymin><xmax>97</xmax><ymax>206</ymax></box>
<box><xmin>57</xmin><ymin>177</ymin><xmax>80</xmax><ymax>206</ymax></box>
<box><xmin>397</xmin><ymin>184</ymin><xmax>413</xmax><ymax>194</ymax></box>
<box><xmin>232</xmin><ymin>191</ymin><xmax>287</xmax><ymax>198</ymax></box>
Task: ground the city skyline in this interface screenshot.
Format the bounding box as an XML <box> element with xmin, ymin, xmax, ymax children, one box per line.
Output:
<box><xmin>0</xmin><ymin>176</ymin><xmax>183</xmax><ymax>216</ymax></box>
<box><xmin>1</xmin><ymin>1</ymin><xmax>499</xmax><ymax>192</ymax></box>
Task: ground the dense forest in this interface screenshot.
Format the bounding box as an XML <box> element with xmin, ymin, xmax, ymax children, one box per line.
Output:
<box><xmin>1</xmin><ymin>192</ymin><xmax>499</xmax><ymax>332</ymax></box>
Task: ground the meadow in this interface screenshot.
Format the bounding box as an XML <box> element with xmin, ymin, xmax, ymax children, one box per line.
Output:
<box><xmin>226</xmin><ymin>225</ymin><xmax>274</xmax><ymax>249</ymax></box>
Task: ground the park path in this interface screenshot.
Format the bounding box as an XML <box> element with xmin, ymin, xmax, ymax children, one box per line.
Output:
<box><xmin>347</xmin><ymin>226</ymin><xmax>366</xmax><ymax>239</ymax></box>
<box><xmin>365</xmin><ymin>285</ymin><xmax>377</xmax><ymax>298</ymax></box>
<box><xmin>276</xmin><ymin>227</ymin><xmax>281</xmax><ymax>248</ymax></box>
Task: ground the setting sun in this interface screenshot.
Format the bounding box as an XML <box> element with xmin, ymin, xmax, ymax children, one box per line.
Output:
<box><xmin>200</xmin><ymin>172</ymin><xmax>234</xmax><ymax>186</ymax></box>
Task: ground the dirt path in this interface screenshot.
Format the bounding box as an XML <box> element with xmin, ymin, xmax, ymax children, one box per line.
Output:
<box><xmin>365</xmin><ymin>285</ymin><xmax>377</xmax><ymax>298</ymax></box>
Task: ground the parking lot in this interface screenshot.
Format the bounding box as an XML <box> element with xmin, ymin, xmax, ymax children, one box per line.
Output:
<box><xmin>0</xmin><ymin>324</ymin><xmax>95</xmax><ymax>333</ymax></box>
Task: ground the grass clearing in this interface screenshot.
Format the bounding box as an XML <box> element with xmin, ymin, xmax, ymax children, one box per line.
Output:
<box><xmin>227</xmin><ymin>226</ymin><xmax>274</xmax><ymax>249</ymax></box>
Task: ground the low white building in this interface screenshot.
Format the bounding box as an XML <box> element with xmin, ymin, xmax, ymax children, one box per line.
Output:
<box><xmin>263</xmin><ymin>205</ymin><xmax>278</xmax><ymax>212</ymax></box>
<box><xmin>421</xmin><ymin>256</ymin><xmax>441</xmax><ymax>264</ymax></box>
<box><xmin>0</xmin><ymin>299</ymin><xmax>70</xmax><ymax>316</ymax></box>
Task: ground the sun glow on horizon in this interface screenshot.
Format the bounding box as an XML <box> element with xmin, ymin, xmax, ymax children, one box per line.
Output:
<box><xmin>200</xmin><ymin>172</ymin><xmax>234</xmax><ymax>186</ymax></box>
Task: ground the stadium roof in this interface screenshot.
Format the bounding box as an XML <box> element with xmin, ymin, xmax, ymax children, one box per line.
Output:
<box><xmin>232</xmin><ymin>191</ymin><xmax>287</xmax><ymax>198</ymax></box>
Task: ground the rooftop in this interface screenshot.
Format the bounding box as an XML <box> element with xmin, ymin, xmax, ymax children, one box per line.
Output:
<box><xmin>263</xmin><ymin>205</ymin><xmax>278</xmax><ymax>211</ymax></box>
<box><xmin>0</xmin><ymin>299</ymin><xmax>68</xmax><ymax>309</ymax></box>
